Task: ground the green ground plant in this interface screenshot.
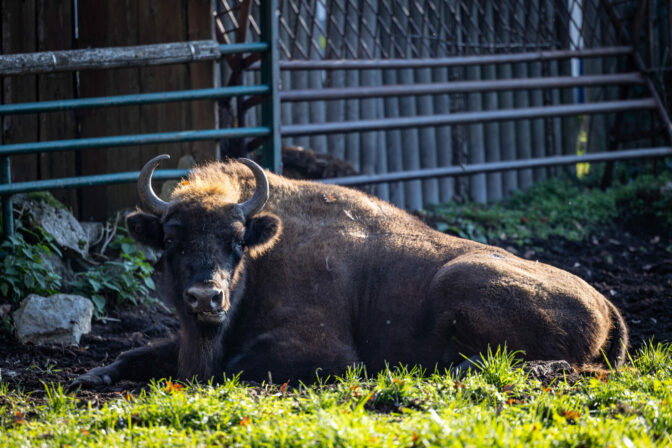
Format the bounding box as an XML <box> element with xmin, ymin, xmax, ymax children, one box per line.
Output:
<box><xmin>0</xmin><ymin>223</ymin><xmax>62</xmax><ymax>303</ymax></box>
<box><xmin>423</xmin><ymin>170</ymin><xmax>672</xmax><ymax>246</ymax></box>
<box><xmin>69</xmin><ymin>228</ymin><xmax>156</xmax><ymax>316</ymax></box>
<box><xmin>0</xmin><ymin>216</ymin><xmax>155</xmax><ymax>318</ymax></box>
<box><xmin>1</xmin><ymin>342</ymin><xmax>671</xmax><ymax>447</ymax></box>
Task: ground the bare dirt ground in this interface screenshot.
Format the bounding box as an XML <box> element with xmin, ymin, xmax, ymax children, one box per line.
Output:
<box><xmin>1</xmin><ymin>220</ymin><xmax>670</xmax><ymax>399</ymax></box>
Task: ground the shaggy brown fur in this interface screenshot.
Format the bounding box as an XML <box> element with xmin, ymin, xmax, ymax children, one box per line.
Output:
<box><xmin>72</xmin><ymin>159</ymin><xmax>628</xmax><ymax>387</ymax></box>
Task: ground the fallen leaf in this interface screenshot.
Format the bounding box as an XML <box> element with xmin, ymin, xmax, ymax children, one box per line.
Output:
<box><xmin>322</xmin><ymin>193</ymin><xmax>337</xmax><ymax>203</ymax></box>
<box><xmin>561</xmin><ymin>409</ymin><xmax>581</xmax><ymax>421</ymax></box>
<box><xmin>280</xmin><ymin>382</ymin><xmax>288</xmax><ymax>394</ymax></box>
<box><xmin>239</xmin><ymin>416</ymin><xmax>251</xmax><ymax>426</ymax></box>
<box><xmin>164</xmin><ymin>380</ymin><xmax>183</xmax><ymax>393</ymax></box>
<box><xmin>13</xmin><ymin>411</ymin><xmax>26</xmax><ymax>425</ymax></box>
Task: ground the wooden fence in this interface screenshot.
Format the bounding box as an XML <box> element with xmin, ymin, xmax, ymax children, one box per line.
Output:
<box><xmin>1</xmin><ymin>0</ymin><xmax>216</xmax><ymax>220</ymax></box>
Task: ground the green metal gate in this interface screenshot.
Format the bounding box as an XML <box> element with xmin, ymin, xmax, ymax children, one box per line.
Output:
<box><xmin>0</xmin><ymin>0</ymin><xmax>279</xmax><ymax>240</ymax></box>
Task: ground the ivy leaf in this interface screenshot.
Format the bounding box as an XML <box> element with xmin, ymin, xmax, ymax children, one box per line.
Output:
<box><xmin>144</xmin><ymin>277</ymin><xmax>155</xmax><ymax>290</ymax></box>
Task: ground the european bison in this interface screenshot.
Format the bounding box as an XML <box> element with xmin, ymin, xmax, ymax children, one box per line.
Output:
<box><xmin>72</xmin><ymin>154</ymin><xmax>628</xmax><ymax>386</ymax></box>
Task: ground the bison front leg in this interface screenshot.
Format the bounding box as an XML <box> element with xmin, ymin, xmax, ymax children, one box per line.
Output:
<box><xmin>225</xmin><ymin>332</ymin><xmax>359</xmax><ymax>384</ymax></box>
<box><xmin>69</xmin><ymin>338</ymin><xmax>179</xmax><ymax>388</ymax></box>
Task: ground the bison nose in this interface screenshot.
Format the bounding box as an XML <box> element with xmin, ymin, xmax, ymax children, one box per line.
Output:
<box><xmin>183</xmin><ymin>285</ymin><xmax>223</xmax><ymax>313</ymax></box>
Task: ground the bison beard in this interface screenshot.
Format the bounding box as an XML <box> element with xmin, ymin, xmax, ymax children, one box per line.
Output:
<box><xmin>71</xmin><ymin>155</ymin><xmax>628</xmax><ymax>388</ymax></box>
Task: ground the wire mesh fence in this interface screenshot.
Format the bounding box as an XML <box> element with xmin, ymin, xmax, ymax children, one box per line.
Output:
<box><xmin>216</xmin><ymin>0</ymin><xmax>664</xmax><ymax>209</ymax></box>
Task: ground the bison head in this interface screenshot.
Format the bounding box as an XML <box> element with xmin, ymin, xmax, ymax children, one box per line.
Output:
<box><xmin>126</xmin><ymin>155</ymin><xmax>281</xmax><ymax>327</ymax></box>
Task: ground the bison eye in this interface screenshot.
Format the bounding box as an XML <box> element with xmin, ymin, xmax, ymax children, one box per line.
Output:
<box><xmin>164</xmin><ymin>234</ymin><xmax>178</xmax><ymax>248</ymax></box>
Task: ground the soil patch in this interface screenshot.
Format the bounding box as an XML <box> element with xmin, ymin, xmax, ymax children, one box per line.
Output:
<box><xmin>0</xmin><ymin>304</ymin><xmax>178</xmax><ymax>399</ymax></box>
<box><xmin>0</xmin><ymin>222</ymin><xmax>669</xmax><ymax>398</ymax></box>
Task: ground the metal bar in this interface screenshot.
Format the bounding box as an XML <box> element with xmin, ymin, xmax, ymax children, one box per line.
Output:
<box><xmin>0</xmin><ymin>169</ymin><xmax>190</xmax><ymax>196</ymax></box>
<box><xmin>0</xmin><ymin>85</ymin><xmax>270</xmax><ymax>115</ymax></box>
<box><xmin>1</xmin><ymin>157</ymin><xmax>13</xmax><ymax>238</ymax></box>
<box><xmin>264</xmin><ymin>47</ymin><xmax>634</xmax><ymax>70</ymax></box>
<box><xmin>0</xmin><ymin>127</ymin><xmax>271</xmax><ymax>157</ymax></box>
<box><xmin>0</xmin><ymin>41</ymin><xmax>268</xmax><ymax>75</ymax></box>
<box><xmin>279</xmin><ymin>73</ymin><xmax>645</xmax><ymax>102</ymax></box>
<box><xmin>632</xmin><ymin>52</ymin><xmax>672</xmax><ymax>143</ymax></box>
<box><xmin>218</xmin><ymin>42</ymin><xmax>269</xmax><ymax>54</ymax></box>
<box><xmin>259</xmin><ymin>0</ymin><xmax>281</xmax><ymax>173</ymax></box>
<box><xmin>599</xmin><ymin>0</ymin><xmax>672</xmax><ymax>143</ymax></box>
<box><xmin>282</xmin><ymin>99</ymin><xmax>657</xmax><ymax>136</ymax></box>
<box><xmin>321</xmin><ymin>147</ymin><xmax>672</xmax><ymax>186</ymax></box>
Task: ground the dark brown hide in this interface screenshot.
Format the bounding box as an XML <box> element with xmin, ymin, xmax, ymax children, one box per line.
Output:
<box><xmin>72</xmin><ymin>159</ymin><xmax>628</xmax><ymax>387</ymax></box>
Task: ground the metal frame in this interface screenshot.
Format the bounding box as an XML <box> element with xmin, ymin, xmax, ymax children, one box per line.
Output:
<box><xmin>0</xmin><ymin>8</ymin><xmax>279</xmax><ymax>240</ymax></box>
<box><xmin>323</xmin><ymin>147</ymin><xmax>672</xmax><ymax>185</ymax></box>
<box><xmin>282</xmin><ymin>99</ymin><xmax>658</xmax><ymax>136</ymax></box>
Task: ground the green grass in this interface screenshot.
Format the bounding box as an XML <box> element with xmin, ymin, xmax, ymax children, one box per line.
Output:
<box><xmin>2</xmin><ymin>342</ymin><xmax>672</xmax><ymax>447</ymax></box>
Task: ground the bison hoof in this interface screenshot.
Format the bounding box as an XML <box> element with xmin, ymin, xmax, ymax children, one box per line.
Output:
<box><xmin>69</xmin><ymin>367</ymin><xmax>114</xmax><ymax>389</ymax></box>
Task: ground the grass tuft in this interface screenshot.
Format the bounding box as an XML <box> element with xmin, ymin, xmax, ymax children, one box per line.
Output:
<box><xmin>2</xmin><ymin>345</ymin><xmax>672</xmax><ymax>446</ymax></box>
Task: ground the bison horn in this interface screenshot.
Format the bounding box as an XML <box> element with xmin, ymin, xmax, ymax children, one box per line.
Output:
<box><xmin>138</xmin><ymin>154</ymin><xmax>171</xmax><ymax>216</ymax></box>
<box><xmin>237</xmin><ymin>158</ymin><xmax>269</xmax><ymax>217</ymax></box>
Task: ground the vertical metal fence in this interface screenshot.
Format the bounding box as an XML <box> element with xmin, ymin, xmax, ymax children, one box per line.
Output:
<box><xmin>217</xmin><ymin>0</ymin><xmax>672</xmax><ymax>210</ymax></box>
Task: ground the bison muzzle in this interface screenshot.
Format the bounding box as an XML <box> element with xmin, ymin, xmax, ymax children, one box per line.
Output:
<box><xmin>71</xmin><ymin>154</ymin><xmax>628</xmax><ymax>387</ymax></box>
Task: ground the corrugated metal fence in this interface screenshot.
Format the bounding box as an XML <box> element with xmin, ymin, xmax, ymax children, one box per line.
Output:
<box><xmin>217</xmin><ymin>0</ymin><xmax>670</xmax><ymax>210</ymax></box>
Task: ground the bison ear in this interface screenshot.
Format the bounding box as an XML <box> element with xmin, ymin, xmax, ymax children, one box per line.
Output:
<box><xmin>244</xmin><ymin>213</ymin><xmax>282</xmax><ymax>258</ymax></box>
<box><xmin>126</xmin><ymin>211</ymin><xmax>164</xmax><ymax>249</ymax></box>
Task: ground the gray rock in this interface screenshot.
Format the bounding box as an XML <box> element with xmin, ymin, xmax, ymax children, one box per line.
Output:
<box><xmin>43</xmin><ymin>252</ymin><xmax>73</xmax><ymax>284</ymax></box>
<box><xmin>19</xmin><ymin>197</ymin><xmax>89</xmax><ymax>258</ymax></box>
<box><xmin>12</xmin><ymin>294</ymin><xmax>93</xmax><ymax>346</ymax></box>
<box><xmin>80</xmin><ymin>222</ymin><xmax>104</xmax><ymax>247</ymax></box>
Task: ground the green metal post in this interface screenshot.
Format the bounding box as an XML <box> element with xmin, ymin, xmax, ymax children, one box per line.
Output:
<box><xmin>1</xmin><ymin>157</ymin><xmax>13</xmax><ymax>239</ymax></box>
<box><xmin>259</xmin><ymin>0</ymin><xmax>281</xmax><ymax>173</ymax></box>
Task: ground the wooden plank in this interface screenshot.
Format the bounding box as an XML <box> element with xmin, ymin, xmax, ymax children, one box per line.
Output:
<box><xmin>431</xmin><ymin>1</ymin><xmax>453</xmax><ymax>203</ymax></box>
<box><xmin>409</xmin><ymin>2</ymin><xmax>438</xmax><ymax>206</ymax></box>
<box><xmin>77</xmin><ymin>0</ymin><xmax>140</xmax><ymax>220</ymax></box>
<box><xmin>288</xmin><ymin>4</ymin><xmax>310</xmax><ymax>150</ymax></box>
<box><xmin>482</xmin><ymin>1</ymin><xmax>502</xmax><ymax>203</ymax></box>
<box><xmin>497</xmin><ymin>5</ymin><xmax>518</xmax><ymax>196</ymax></box>
<box><xmin>135</xmin><ymin>0</ymin><xmax>188</xmax><ymax>207</ymax></box>
<box><xmin>0</xmin><ymin>40</ymin><xmax>222</xmax><ymax>75</ymax></box>
<box><xmin>466</xmin><ymin>3</ymin><xmax>486</xmax><ymax>203</ymax></box>
<box><xmin>324</xmin><ymin>0</ymin><xmax>346</xmax><ymax>160</ymax></box>
<box><xmin>382</xmin><ymin>68</ymin><xmax>405</xmax><ymax>207</ymax></box>
<box><xmin>528</xmin><ymin>0</ymin><xmax>547</xmax><ymax>183</ymax></box>
<box><xmin>36</xmin><ymin>0</ymin><xmax>78</xmax><ymax>214</ymax></box>
<box><xmin>187</xmin><ymin>0</ymin><xmax>217</xmax><ymax>162</ymax></box>
<box><xmin>344</xmin><ymin>0</ymin><xmax>360</xmax><ymax>171</ymax></box>
<box><xmin>2</xmin><ymin>0</ymin><xmax>38</xmax><ymax>185</ymax></box>
<box><xmin>359</xmin><ymin>1</ymin><xmax>378</xmax><ymax>187</ymax></box>
<box><xmin>395</xmin><ymin>0</ymin><xmax>421</xmax><ymax>211</ymax></box>
<box><xmin>373</xmin><ymin>72</ymin><xmax>389</xmax><ymax>202</ymax></box>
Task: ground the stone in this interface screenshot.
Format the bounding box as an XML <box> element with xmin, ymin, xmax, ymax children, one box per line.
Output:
<box><xmin>80</xmin><ymin>222</ymin><xmax>104</xmax><ymax>247</ymax></box>
<box><xmin>12</xmin><ymin>294</ymin><xmax>93</xmax><ymax>346</ymax></box>
<box><xmin>16</xmin><ymin>196</ymin><xmax>89</xmax><ymax>258</ymax></box>
<box><xmin>42</xmin><ymin>252</ymin><xmax>73</xmax><ymax>284</ymax></box>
